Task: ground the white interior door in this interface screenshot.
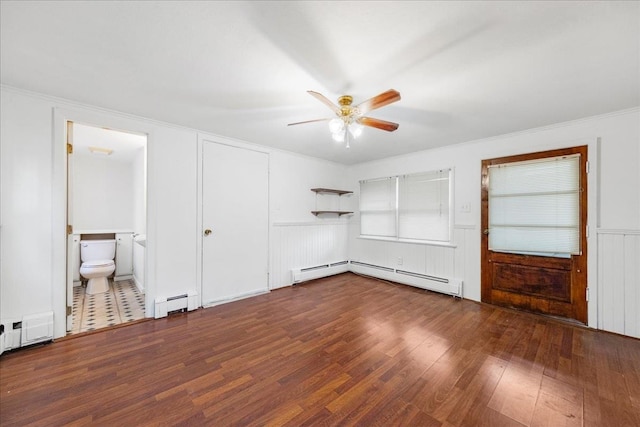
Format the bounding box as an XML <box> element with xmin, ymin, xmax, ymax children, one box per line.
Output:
<box><xmin>201</xmin><ymin>141</ymin><xmax>269</xmax><ymax>306</ymax></box>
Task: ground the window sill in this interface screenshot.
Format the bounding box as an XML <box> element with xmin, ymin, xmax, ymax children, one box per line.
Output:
<box><xmin>358</xmin><ymin>235</ymin><xmax>457</xmax><ymax>248</ymax></box>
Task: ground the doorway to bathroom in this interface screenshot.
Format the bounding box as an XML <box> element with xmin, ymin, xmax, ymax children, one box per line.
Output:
<box><xmin>66</xmin><ymin>121</ymin><xmax>147</xmax><ymax>335</ymax></box>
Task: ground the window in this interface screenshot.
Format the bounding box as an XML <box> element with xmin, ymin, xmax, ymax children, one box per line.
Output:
<box><xmin>360</xmin><ymin>169</ymin><xmax>452</xmax><ymax>243</ymax></box>
<box><xmin>360</xmin><ymin>177</ymin><xmax>396</xmax><ymax>238</ymax></box>
<box><xmin>488</xmin><ymin>154</ymin><xmax>580</xmax><ymax>256</ymax></box>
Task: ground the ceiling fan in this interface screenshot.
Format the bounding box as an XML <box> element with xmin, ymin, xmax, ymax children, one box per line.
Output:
<box><xmin>288</xmin><ymin>89</ymin><xmax>401</xmax><ymax>148</ymax></box>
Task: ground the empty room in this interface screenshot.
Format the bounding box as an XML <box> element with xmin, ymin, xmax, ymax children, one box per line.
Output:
<box><xmin>1</xmin><ymin>1</ymin><xmax>639</xmax><ymax>426</ymax></box>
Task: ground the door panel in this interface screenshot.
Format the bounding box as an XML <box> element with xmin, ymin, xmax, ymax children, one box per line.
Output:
<box><xmin>201</xmin><ymin>141</ymin><xmax>269</xmax><ymax>306</ymax></box>
<box><xmin>481</xmin><ymin>146</ymin><xmax>588</xmax><ymax>324</ymax></box>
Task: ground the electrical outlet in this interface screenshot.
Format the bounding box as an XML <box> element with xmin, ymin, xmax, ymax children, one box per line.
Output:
<box><xmin>460</xmin><ymin>203</ymin><xmax>471</xmax><ymax>213</ymax></box>
<box><xmin>397</xmin><ymin>257</ymin><xmax>403</xmax><ymax>266</ymax></box>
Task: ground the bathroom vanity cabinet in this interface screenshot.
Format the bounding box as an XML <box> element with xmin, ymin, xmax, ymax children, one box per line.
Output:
<box><xmin>115</xmin><ymin>233</ymin><xmax>133</xmax><ymax>280</ymax></box>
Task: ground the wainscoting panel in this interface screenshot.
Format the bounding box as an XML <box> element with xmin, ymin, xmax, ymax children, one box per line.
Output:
<box><xmin>270</xmin><ymin>221</ymin><xmax>349</xmax><ymax>289</ymax></box>
<box><xmin>347</xmin><ymin>223</ymin><xmax>475</xmax><ymax>298</ymax></box>
<box><xmin>597</xmin><ymin>230</ymin><xmax>640</xmax><ymax>338</ymax></box>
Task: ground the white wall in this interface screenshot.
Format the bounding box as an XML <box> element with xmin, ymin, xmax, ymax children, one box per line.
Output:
<box><xmin>0</xmin><ymin>86</ymin><xmax>348</xmax><ymax>338</ymax></box>
<box><xmin>73</xmin><ymin>154</ymin><xmax>134</xmax><ymax>231</ymax></box>
<box><xmin>347</xmin><ymin>108</ymin><xmax>640</xmax><ymax>336</ymax></box>
<box><xmin>269</xmin><ymin>150</ymin><xmax>350</xmax><ymax>289</ymax></box>
<box><xmin>2</xmin><ymin>84</ymin><xmax>637</xmax><ymax>340</ymax></box>
<box><xmin>0</xmin><ymin>86</ymin><xmax>200</xmax><ymax>338</ymax></box>
<box><xmin>1</xmin><ymin>88</ymin><xmax>56</xmax><ymax>322</ymax></box>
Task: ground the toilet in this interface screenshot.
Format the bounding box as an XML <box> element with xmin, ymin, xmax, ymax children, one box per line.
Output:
<box><xmin>79</xmin><ymin>239</ymin><xmax>116</xmax><ymax>295</ymax></box>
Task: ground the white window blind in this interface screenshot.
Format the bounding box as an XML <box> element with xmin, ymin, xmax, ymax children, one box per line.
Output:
<box><xmin>398</xmin><ymin>170</ymin><xmax>450</xmax><ymax>241</ymax></box>
<box><xmin>488</xmin><ymin>154</ymin><xmax>581</xmax><ymax>256</ymax></box>
<box><xmin>360</xmin><ymin>177</ymin><xmax>397</xmax><ymax>237</ymax></box>
<box><xmin>360</xmin><ymin>169</ymin><xmax>452</xmax><ymax>243</ymax></box>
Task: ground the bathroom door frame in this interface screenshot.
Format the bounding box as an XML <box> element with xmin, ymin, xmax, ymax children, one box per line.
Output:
<box><xmin>52</xmin><ymin>108</ymin><xmax>154</xmax><ymax>339</ymax></box>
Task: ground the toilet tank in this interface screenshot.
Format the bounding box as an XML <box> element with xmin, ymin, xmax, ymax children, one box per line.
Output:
<box><xmin>80</xmin><ymin>239</ymin><xmax>116</xmax><ymax>262</ymax></box>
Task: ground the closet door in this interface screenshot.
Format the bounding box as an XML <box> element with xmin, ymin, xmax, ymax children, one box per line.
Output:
<box><xmin>201</xmin><ymin>141</ymin><xmax>269</xmax><ymax>306</ymax></box>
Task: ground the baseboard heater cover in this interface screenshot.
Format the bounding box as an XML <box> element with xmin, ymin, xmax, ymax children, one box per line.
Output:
<box><xmin>155</xmin><ymin>291</ymin><xmax>198</xmax><ymax>319</ymax></box>
<box><xmin>350</xmin><ymin>261</ymin><xmax>463</xmax><ymax>297</ymax></box>
<box><xmin>292</xmin><ymin>260</ymin><xmax>350</xmax><ymax>284</ymax></box>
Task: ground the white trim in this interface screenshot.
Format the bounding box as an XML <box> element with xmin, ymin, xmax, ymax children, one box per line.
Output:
<box><xmin>272</xmin><ymin>221</ymin><xmax>350</xmax><ymax>227</ymax></box>
<box><xmin>454</xmin><ymin>224</ymin><xmax>476</xmax><ymax>230</ymax></box>
<box><xmin>596</xmin><ymin>229</ymin><xmax>640</xmax><ymax>235</ymax></box>
<box><xmin>357</xmin><ymin>235</ymin><xmax>457</xmax><ymax>248</ymax></box>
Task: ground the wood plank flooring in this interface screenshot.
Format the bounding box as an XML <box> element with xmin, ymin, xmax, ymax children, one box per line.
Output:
<box><xmin>1</xmin><ymin>273</ymin><xmax>639</xmax><ymax>426</ymax></box>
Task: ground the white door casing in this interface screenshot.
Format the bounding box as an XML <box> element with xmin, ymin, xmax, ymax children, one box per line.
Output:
<box><xmin>66</xmin><ymin>121</ymin><xmax>74</xmax><ymax>331</ymax></box>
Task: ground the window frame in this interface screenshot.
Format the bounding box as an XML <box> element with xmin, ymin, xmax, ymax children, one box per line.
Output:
<box><xmin>359</xmin><ymin>168</ymin><xmax>454</xmax><ymax>246</ymax></box>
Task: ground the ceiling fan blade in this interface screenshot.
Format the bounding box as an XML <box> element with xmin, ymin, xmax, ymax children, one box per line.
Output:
<box><xmin>356</xmin><ymin>89</ymin><xmax>401</xmax><ymax>114</ymax></box>
<box><xmin>307</xmin><ymin>91</ymin><xmax>341</xmax><ymax>114</ymax></box>
<box><xmin>357</xmin><ymin>116</ymin><xmax>399</xmax><ymax>132</ymax></box>
<box><xmin>287</xmin><ymin>118</ymin><xmax>330</xmax><ymax>126</ymax></box>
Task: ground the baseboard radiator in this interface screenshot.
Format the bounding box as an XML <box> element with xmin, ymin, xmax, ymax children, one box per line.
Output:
<box><xmin>350</xmin><ymin>261</ymin><xmax>463</xmax><ymax>297</ymax></box>
<box><xmin>155</xmin><ymin>291</ymin><xmax>198</xmax><ymax>319</ymax></box>
<box><xmin>291</xmin><ymin>260</ymin><xmax>462</xmax><ymax>297</ymax></box>
<box><xmin>0</xmin><ymin>311</ymin><xmax>54</xmax><ymax>355</ymax></box>
<box><xmin>291</xmin><ymin>260</ymin><xmax>350</xmax><ymax>284</ymax></box>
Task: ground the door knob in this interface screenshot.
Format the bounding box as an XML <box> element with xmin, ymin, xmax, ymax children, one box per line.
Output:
<box><xmin>204</xmin><ymin>229</ymin><xmax>212</xmax><ymax>236</ymax></box>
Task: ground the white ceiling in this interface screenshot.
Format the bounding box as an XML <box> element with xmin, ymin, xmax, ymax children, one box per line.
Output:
<box><xmin>1</xmin><ymin>1</ymin><xmax>638</xmax><ymax>165</ymax></box>
<box><xmin>73</xmin><ymin>123</ymin><xmax>146</xmax><ymax>163</ymax></box>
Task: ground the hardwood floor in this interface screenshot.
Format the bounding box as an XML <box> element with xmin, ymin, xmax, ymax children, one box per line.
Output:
<box><xmin>1</xmin><ymin>273</ymin><xmax>639</xmax><ymax>426</ymax></box>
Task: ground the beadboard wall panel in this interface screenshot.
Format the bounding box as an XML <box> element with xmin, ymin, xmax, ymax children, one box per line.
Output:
<box><xmin>348</xmin><ymin>223</ymin><xmax>476</xmax><ymax>299</ymax></box>
<box><xmin>597</xmin><ymin>230</ymin><xmax>640</xmax><ymax>338</ymax></box>
<box><xmin>270</xmin><ymin>222</ymin><xmax>349</xmax><ymax>289</ymax></box>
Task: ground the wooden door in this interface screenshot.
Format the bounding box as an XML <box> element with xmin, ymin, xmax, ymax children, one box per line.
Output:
<box><xmin>201</xmin><ymin>141</ymin><xmax>269</xmax><ymax>306</ymax></box>
<box><xmin>481</xmin><ymin>146</ymin><xmax>588</xmax><ymax>324</ymax></box>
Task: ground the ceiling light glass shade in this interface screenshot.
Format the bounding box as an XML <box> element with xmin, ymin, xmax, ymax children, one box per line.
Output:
<box><xmin>332</xmin><ymin>130</ymin><xmax>345</xmax><ymax>142</ymax></box>
<box><xmin>328</xmin><ymin>118</ymin><xmax>344</xmax><ymax>134</ymax></box>
<box><xmin>349</xmin><ymin>122</ymin><xmax>363</xmax><ymax>138</ymax></box>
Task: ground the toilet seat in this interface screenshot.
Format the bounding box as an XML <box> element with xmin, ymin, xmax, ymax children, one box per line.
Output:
<box><xmin>82</xmin><ymin>260</ymin><xmax>115</xmax><ymax>268</ymax></box>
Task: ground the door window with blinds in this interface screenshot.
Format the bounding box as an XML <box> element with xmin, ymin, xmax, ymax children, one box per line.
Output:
<box><xmin>488</xmin><ymin>154</ymin><xmax>581</xmax><ymax>257</ymax></box>
<box><xmin>360</xmin><ymin>169</ymin><xmax>452</xmax><ymax>243</ymax></box>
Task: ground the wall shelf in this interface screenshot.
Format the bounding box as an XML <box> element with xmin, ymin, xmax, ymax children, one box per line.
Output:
<box><xmin>310</xmin><ymin>188</ymin><xmax>353</xmax><ymax>216</ymax></box>
<box><xmin>311</xmin><ymin>210</ymin><xmax>354</xmax><ymax>216</ymax></box>
<box><xmin>310</xmin><ymin>188</ymin><xmax>353</xmax><ymax>196</ymax></box>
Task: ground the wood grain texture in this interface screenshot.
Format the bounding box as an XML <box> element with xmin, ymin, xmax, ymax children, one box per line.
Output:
<box><xmin>481</xmin><ymin>145</ymin><xmax>589</xmax><ymax>324</ymax></box>
<box><xmin>1</xmin><ymin>273</ymin><xmax>638</xmax><ymax>426</ymax></box>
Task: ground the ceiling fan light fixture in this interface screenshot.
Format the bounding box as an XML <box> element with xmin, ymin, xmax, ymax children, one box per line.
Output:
<box><xmin>332</xmin><ymin>130</ymin><xmax>345</xmax><ymax>143</ymax></box>
<box><xmin>328</xmin><ymin>117</ymin><xmax>344</xmax><ymax>134</ymax></box>
<box><xmin>349</xmin><ymin>122</ymin><xmax>363</xmax><ymax>139</ymax></box>
<box><xmin>289</xmin><ymin>89</ymin><xmax>400</xmax><ymax>149</ymax></box>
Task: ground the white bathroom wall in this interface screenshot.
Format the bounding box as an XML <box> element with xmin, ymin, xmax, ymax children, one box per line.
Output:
<box><xmin>73</xmin><ymin>154</ymin><xmax>134</xmax><ymax>231</ymax></box>
<box><xmin>347</xmin><ymin>108</ymin><xmax>640</xmax><ymax>335</ymax></box>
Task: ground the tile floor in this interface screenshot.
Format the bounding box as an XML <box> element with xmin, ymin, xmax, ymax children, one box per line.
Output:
<box><xmin>70</xmin><ymin>279</ymin><xmax>145</xmax><ymax>334</ymax></box>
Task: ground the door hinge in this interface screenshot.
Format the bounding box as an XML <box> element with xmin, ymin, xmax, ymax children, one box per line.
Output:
<box><xmin>67</xmin><ymin>224</ymin><xmax>73</xmax><ymax>235</ymax></box>
<box><xmin>586</xmin><ymin>287</ymin><xmax>589</xmax><ymax>302</ymax></box>
<box><xmin>66</xmin><ymin>306</ymin><xmax>72</xmax><ymax>316</ymax></box>
<box><xmin>67</xmin><ymin>143</ymin><xmax>73</xmax><ymax>154</ymax></box>
<box><xmin>586</xmin><ymin>161</ymin><xmax>590</xmax><ymax>174</ymax></box>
